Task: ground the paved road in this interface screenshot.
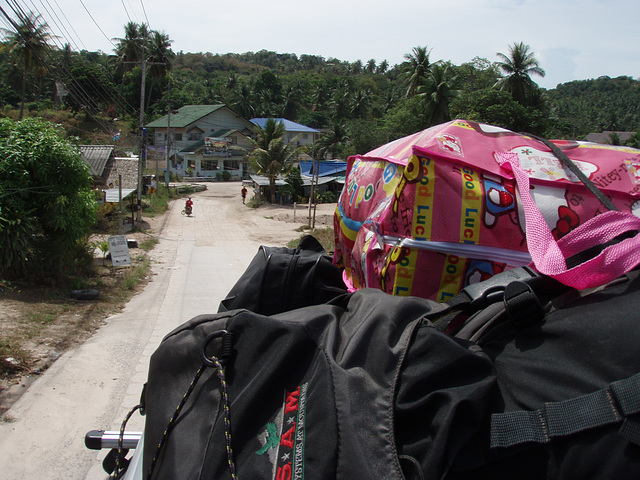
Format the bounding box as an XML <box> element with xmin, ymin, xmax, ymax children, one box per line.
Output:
<box><xmin>0</xmin><ymin>182</ymin><xmax>315</xmax><ymax>479</ymax></box>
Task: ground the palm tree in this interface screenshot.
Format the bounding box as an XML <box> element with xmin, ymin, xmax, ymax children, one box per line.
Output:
<box><xmin>1</xmin><ymin>12</ymin><xmax>55</xmax><ymax>119</ymax></box>
<box><xmin>418</xmin><ymin>63</ymin><xmax>459</xmax><ymax>125</ymax></box>
<box><xmin>114</xmin><ymin>22</ymin><xmax>148</xmax><ymax>67</ymax></box>
<box><xmin>350</xmin><ymin>88</ymin><xmax>372</xmax><ymax>119</ymax></box>
<box><xmin>402</xmin><ymin>46</ymin><xmax>432</xmax><ymax>97</ymax></box>
<box><xmin>248</xmin><ymin>119</ymin><xmax>303</xmax><ymax>203</ymax></box>
<box><xmin>495</xmin><ymin>42</ymin><xmax>545</xmax><ymax>106</ymax></box>
<box><xmin>231</xmin><ymin>82</ymin><xmax>256</xmax><ymax>119</ymax></box>
<box><xmin>146</xmin><ymin>30</ymin><xmax>174</xmax><ymax>108</ymax></box>
<box><xmin>365</xmin><ymin>59</ymin><xmax>377</xmax><ymax>74</ymax></box>
<box><xmin>280</xmin><ymin>82</ymin><xmax>303</xmax><ymax>119</ymax></box>
<box><xmin>315</xmin><ymin>122</ymin><xmax>350</xmax><ymax>160</ymax></box>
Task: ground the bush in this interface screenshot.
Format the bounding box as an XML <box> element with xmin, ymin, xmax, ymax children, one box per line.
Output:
<box><xmin>0</xmin><ymin>118</ymin><xmax>97</xmax><ymax>280</ymax></box>
<box><xmin>318</xmin><ymin>191</ymin><xmax>337</xmax><ymax>203</ymax></box>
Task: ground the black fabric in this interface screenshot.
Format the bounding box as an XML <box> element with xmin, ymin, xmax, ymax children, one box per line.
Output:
<box><xmin>217</xmin><ymin>235</ymin><xmax>347</xmax><ymax>315</ymax></box>
<box><xmin>443</xmin><ymin>271</ymin><xmax>640</xmax><ymax>480</ymax></box>
<box><xmin>143</xmin><ymin>290</ymin><xmax>458</xmax><ymax>480</ymax></box>
<box><xmin>141</xmin><ymin>258</ymin><xmax>640</xmax><ymax>480</ymax></box>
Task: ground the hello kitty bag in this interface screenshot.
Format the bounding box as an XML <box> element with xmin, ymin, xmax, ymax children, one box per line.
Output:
<box><xmin>333</xmin><ymin>119</ymin><xmax>640</xmax><ymax>302</ymax></box>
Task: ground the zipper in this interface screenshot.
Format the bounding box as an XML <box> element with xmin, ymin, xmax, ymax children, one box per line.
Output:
<box><xmin>381</xmin><ymin>235</ymin><xmax>532</xmax><ymax>266</ymax></box>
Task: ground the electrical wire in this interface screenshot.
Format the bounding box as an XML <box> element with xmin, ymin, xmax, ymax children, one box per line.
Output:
<box><xmin>1</xmin><ymin>0</ymin><xmax>170</xmax><ymax>137</ymax></box>
<box><xmin>0</xmin><ymin>1</ymin><xmax>137</xmax><ymax>130</ymax></box>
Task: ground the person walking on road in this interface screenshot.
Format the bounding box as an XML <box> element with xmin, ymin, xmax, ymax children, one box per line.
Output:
<box><xmin>241</xmin><ymin>185</ymin><xmax>247</xmax><ymax>204</ymax></box>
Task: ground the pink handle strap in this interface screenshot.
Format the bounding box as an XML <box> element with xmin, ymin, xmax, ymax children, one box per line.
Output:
<box><xmin>496</xmin><ymin>152</ymin><xmax>640</xmax><ymax>289</ymax></box>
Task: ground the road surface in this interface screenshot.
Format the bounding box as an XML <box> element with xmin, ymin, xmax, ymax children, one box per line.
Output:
<box><xmin>0</xmin><ymin>182</ymin><xmax>333</xmax><ymax>479</ymax></box>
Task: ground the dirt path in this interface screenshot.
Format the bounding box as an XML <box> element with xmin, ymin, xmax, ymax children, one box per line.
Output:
<box><xmin>0</xmin><ymin>182</ymin><xmax>336</xmax><ymax>480</ymax></box>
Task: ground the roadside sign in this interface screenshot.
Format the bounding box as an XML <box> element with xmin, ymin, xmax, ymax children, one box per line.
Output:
<box><xmin>108</xmin><ymin>235</ymin><xmax>131</xmax><ymax>267</ymax></box>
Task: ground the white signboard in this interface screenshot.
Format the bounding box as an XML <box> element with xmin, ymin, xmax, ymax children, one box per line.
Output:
<box><xmin>108</xmin><ymin>235</ymin><xmax>131</xmax><ymax>267</ymax></box>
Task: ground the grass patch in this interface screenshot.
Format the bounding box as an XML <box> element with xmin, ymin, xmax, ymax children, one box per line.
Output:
<box><xmin>0</xmin><ymin>339</ymin><xmax>31</xmax><ymax>375</ymax></box>
<box><xmin>288</xmin><ymin>226</ymin><xmax>335</xmax><ymax>253</ymax></box>
<box><xmin>120</xmin><ymin>259</ymin><xmax>150</xmax><ymax>291</ymax></box>
<box><xmin>139</xmin><ymin>238</ymin><xmax>159</xmax><ymax>251</ymax></box>
<box><xmin>0</xmin><ymin>242</ymin><xmax>155</xmax><ymax>383</ymax></box>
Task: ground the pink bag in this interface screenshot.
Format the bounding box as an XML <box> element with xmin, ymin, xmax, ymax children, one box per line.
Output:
<box><xmin>333</xmin><ymin>119</ymin><xmax>640</xmax><ymax>301</ymax></box>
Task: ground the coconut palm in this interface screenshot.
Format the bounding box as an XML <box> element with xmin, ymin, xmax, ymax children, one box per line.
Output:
<box><xmin>402</xmin><ymin>46</ymin><xmax>433</xmax><ymax>97</ymax></box>
<box><xmin>114</xmin><ymin>22</ymin><xmax>148</xmax><ymax>67</ymax></box>
<box><xmin>495</xmin><ymin>42</ymin><xmax>545</xmax><ymax>106</ymax></box>
<box><xmin>350</xmin><ymin>88</ymin><xmax>372</xmax><ymax>119</ymax></box>
<box><xmin>248</xmin><ymin>118</ymin><xmax>303</xmax><ymax>203</ymax></box>
<box><xmin>418</xmin><ymin>63</ymin><xmax>459</xmax><ymax>125</ymax></box>
<box><xmin>315</xmin><ymin>122</ymin><xmax>350</xmax><ymax>160</ymax></box>
<box><xmin>1</xmin><ymin>12</ymin><xmax>55</xmax><ymax>119</ymax></box>
<box><xmin>146</xmin><ymin>30</ymin><xmax>174</xmax><ymax>107</ymax></box>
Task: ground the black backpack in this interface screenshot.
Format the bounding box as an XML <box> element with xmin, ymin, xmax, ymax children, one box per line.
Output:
<box><xmin>217</xmin><ymin>235</ymin><xmax>347</xmax><ymax>315</ymax></box>
<box><xmin>139</xmin><ymin>264</ymin><xmax>640</xmax><ymax>479</ymax></box>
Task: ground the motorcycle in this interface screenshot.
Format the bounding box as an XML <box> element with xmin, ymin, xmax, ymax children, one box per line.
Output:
<box><xmin>181</xmin><ymin>205</ymin><xmax>193</xmax><ymax>216</ymax></box>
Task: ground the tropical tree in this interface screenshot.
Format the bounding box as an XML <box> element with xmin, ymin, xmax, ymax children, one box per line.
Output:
<box><xmin>417</xmin><ymin>63</ymin><xmax>458</xmax><ymax>125</ymax></box>
<box><xmin>231</xmin><ymin>82</ymin><xmax>256</xmax><ymax>118</ymax></box>
<box><xmin>402</xmin><ymin>46</ymin><xmax>433</xmax><ymax>97</ymax></box>
<box><xmin>114</xmin><ymin>22</ymin><xmax>149</xmax><ymax>68</ymax></box>
<box><xmin>350</xmin><ymin>88</ymin><xmax>372</xmax><ymax>119</ymax></box>
<box><xmin>315</xmin><ymin>122</ymin><xmax>350</xmax><ymax>159</ymax></box>
<box><xmin>494</xmin><ymin>42</ymin><xmax>545</xmax><ymax>106</ymax></box>
<box><xmin>377</xmin><ymin>59</ymin><xmax>389</xmax><ymax>75</ymax></box>
<box><xmin>146</xmin><ymin>30</ymin><xmax>174</xmax><ymax>103</ymax></box>
<box><xmin>0</xmin><ymin>118</ymin><xmax>97</xmax><ymax>280</ymax></box>
<box><xmin>248</xmin><ymin>118</ymin><xmax>303</xmax><ymax>203</ymax></box>
<box><xmin>365</xmin><ymin>59</ymin><xmax>377</xmax><ymax>74</ymax></box>
<box><xmin>1</xmin><ymin>12</ymin><xmax>55</xmax><ymax>119</ymax></box>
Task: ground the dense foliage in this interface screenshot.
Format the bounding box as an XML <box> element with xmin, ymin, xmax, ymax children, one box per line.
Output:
<box><xmin>0</xmin><ymin>15</ymin><xmax>639</xmax><ymax>154</ymax></box>
<box><xmin>0</xmin><ymin>118</ymin><xmax>98</xmax><ymax>280</ymax></box>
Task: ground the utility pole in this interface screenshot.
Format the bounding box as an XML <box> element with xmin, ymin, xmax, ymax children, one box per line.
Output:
<box><xmin>136</xmin><ymin>46</ymin><xmax>147</xmax><ymax>224</ymax></box>
<box><xmin>165</xmin><ymin>81</ymin><xmax>172</xmax><ymax>188</ymax></box>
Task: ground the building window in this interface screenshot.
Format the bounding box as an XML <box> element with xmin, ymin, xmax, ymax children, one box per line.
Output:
<box><xmin>203</xmin><ymin>160</ymin><xmax>218</xmax><ymax>170</ymax></box>
<box><xmin>175</xmin><ymin>133</ymin><xmax>183</xmax><ymax>141</ymax></box>
<box><xmin>224</xmin><ymin>159</ymin><xmax>239</xmax><ymax>170</ymax></box>
<box><xmin>188</xmin><ymin>131</ymin><xmax>202</xmax><ymax>141</ymax></box>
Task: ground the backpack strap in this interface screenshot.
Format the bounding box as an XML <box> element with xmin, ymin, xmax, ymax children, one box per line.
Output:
<box><xmin>490</xmin><ymin>372</ymin><xmax>640</xmax><ymax>449</ymax></box>
<box><xmin>432</xmin><ymin>266</ymin><xmax>563</xmax><ymax>336</ymax></box>
<box><xmin>525</xmin><ymin>134</ymin><xmax>618</xmax><ymax>212</ymax></box>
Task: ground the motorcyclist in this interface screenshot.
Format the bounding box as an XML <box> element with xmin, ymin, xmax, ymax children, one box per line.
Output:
<box><xmin>185</xmin><ymin>197</ymin><xmax>193</xmax><ymax>215</ymax></box>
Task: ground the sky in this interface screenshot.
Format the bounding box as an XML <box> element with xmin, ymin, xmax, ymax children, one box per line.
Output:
<box><xmin>2</xmin><ymin>0</ymin><xmax>638</xmax><ymax>90</ymax></box>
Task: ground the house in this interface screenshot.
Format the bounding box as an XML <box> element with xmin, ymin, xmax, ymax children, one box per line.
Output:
<box><xmin>298</xmin><ymin>159</ymin><xmax>347</xmax><ymax>198</ymax></box>
<box><xmin>181</xmin><ymin>128</ymin><xmax>254</xmax><ymax>180</ymax></box>
<box><xmin>145</xmin><ymin>105</ymin><xmax>255</xmax><ymax>179</ymax></box>
<box><xmin>585</xmin><ymin>131</ymin><xmax>636</xmax><ymax>144</ymax></box>
<box><xmin>250</xmin><ymin>118</ymin><xmax>321</xmax><ymax>147</ymax></box>
<box><xmin>79</xmin><ymin>145</ymin><xmax>138</xmax><ymax>190</ymax></box>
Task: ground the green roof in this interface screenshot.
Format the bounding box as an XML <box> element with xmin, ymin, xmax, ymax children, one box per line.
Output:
<box><xmin>146</xmin><ymin>105</ymin><xmax>226</xmax><ymax>128</ymax></box>
<box><xmin>180</xmin><ymin>140</ymin><xmax>204</xmax><ymax>153</ymax></box>
<box><xmin>211</xmin><ymin>128</ymin><xmax>238</xmax><ymax>137</ymax></box>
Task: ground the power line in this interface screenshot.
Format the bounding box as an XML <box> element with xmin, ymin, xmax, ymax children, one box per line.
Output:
<box><xmin>0</xmin><ymin>2</ymin><xmax>139</xmax><ymax>126</ymax></box>
<box><xmin>120</xmin><ymin>0</ymin><xmax>131</xmax><ymax>24</ymax></box>
<box><xmin>77</xmin><ymin>0</ymin><xmax>115</xmax><ymax>49</ymax></box>
<box><xmin>139</xmin><ymin>0</ymin><xmax>149</xmax><ymax>27</ymax></box>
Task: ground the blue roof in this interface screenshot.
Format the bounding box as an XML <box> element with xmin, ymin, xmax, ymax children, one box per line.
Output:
<box><xmin>250</xmin><ymin>118</ymin><xmax>320</xmax><ymax>133</ymax></box>
<box><xmin>299</xmin><ymin>160</ymin><xmax>348</xmax><ymax>177</ymax></box>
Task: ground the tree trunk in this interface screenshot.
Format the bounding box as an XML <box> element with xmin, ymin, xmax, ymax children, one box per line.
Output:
<box><xmin>269</xmin><ymin>178</ymin><xmax>276</xmax><ymax>204</ymax></box>
<box><xmin>19</xmin><ymin>75</ymin><xmax>26</xmax><ymax>120</ymax></box>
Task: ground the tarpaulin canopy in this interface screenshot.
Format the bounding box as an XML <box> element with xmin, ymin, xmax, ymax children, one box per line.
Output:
<box><xmin>299</xmin><ymin>160</ymin><xmax>347</xmax><ymax>177</ymax></box>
